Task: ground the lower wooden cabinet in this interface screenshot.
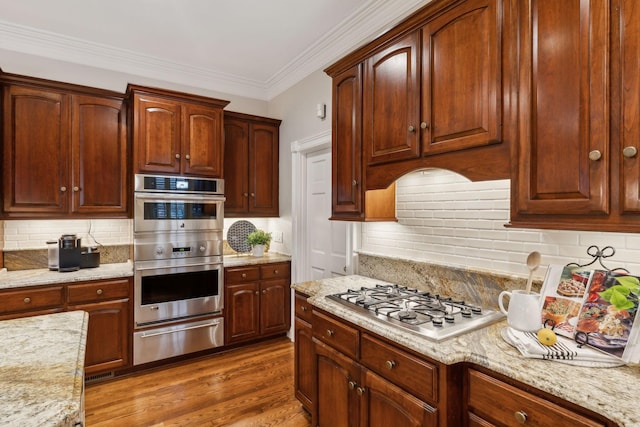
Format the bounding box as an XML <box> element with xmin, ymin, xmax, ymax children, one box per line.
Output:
<box><xmin>294</xmin><ymin>292</ymin><xmax>314</xmax><ymax>413</ymax></box>
<box><xmin>224</xmin><ymin>261</ymin><xmax>291</xmax><ymax>345</ymax></box>
<box><xmin>0</xmin><ymin>277</ymin><xmax>132</xmax><ymax>376</ymax></box>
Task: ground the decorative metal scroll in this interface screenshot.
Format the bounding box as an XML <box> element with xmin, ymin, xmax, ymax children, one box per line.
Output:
<box><xmin>565</xmin><ymin>245</ymin><xmax>629</xmax><ymax>274</ymax></box>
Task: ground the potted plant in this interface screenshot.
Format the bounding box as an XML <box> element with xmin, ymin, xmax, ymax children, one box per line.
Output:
<box><xmin>246</xmin><ymin>229</ymin><xmax>271</xmax><ymax>257</ymax></box>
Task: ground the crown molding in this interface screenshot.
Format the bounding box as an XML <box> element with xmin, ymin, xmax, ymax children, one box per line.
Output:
<box><xmin>0</xmin><ymin>0</ymin><xmax>428</xmax><ymax>101</ymax></box>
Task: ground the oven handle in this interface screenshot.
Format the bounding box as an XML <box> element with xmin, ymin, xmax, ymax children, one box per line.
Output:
<box><xmin>135</xmin><ymin>261</ymin><xmax>222</xmax><ymax>272</ymax></box>
<box><xmin>140</xmin><ymin>321</ymin><xmax>221</xmax><ymax>338</ymax></box>
<box><xmin>134</xmin><ymin>193</ymin><xmax>224</xmax><ymax>202</ymax></box>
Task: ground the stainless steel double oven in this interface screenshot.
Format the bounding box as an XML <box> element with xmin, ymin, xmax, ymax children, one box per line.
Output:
<box><xmin>133</xmin><ymin>174</ymin><xmax>225</xmax><ymax>365</ymax></box>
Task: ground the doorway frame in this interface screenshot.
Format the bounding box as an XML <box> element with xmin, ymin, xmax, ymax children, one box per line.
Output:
<box><xmin>291</xmin><ymin>130</ymin><xmax>356</xmax><ymax>284</ymax></box>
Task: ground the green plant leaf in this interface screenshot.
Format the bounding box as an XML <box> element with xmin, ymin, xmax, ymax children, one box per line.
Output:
<box><xmin>598</xmin><ymin>285</ymin><xmax>630</xmax><ymax>302</ymax></box>
<box><xmin>615</xmin><ymin>276</ymin><xmax>640</xmax><ymax>294</ymax></box>
<box><xmin>609</xmin><ymin>288</ymin><xmax>636</xmax><ymax>310</ymax></box>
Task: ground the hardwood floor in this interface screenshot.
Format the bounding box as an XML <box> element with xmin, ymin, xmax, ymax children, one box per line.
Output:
<box><xmin>85</xmin><ymin>337</ymin><xmax>312</xmax><ymax>426</ymax></box>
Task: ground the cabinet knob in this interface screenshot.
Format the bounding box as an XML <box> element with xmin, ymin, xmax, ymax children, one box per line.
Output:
<box><xmin>623</xmin><ymin>146</ymin><xmax>638</xmax><ymax>158</ymax></box>
<box><xmin>588</xmin><ymin>150</ymin><xmax>602</xmax><ymax>161</ymax></box>
<box><xmin>326</xmin><ymin>329</ymin><xmax>335</xmax><ymax>337</ymax></box>
<box><xmin>250</xmin><ymin>193</ymin><xmax>255</xmax><ymax>197</ymax></box>
<box><xmin>255</xmin><ymin>291</ymin><xmax>259</xmax><ymax>295</ymax></box>
<box><xmin>60</xmin><ymin>186</ymin><xmax>67</xmax><ymax>192</ymax></box>
<box><xmin>352</xmin><ymin>180</ymin><xmax>358</xmax><ymax>186</ymax></box>
<box><xmin>185</xmin><ymin>154</ymin><xmax>190</xmax><ymax>160</ymax></box>
<box><xmin>301</xmin><ymin>305</ymin><xmax>308</xmax><ymax>312</ymax></box>
<box><xmin>262</xmin><ymin>290</ymin><xmax>266</xmax><ymax>294</ymax></box>
<box><xmin>348</xmin><ymin>380</ymin><xmax>357</xmax><ymax>390</ymax></box>
<box><xmin>24</xmin><ymin>297</ymin><xmax>31</xmax><ymax>304</ymax></box>
<box><xmin>408</xmin><ymin>125</ymin><xmax>416</xmax><ymax>132</ymax></box>
<box><xmin>73</xmin><ymin>186</ymin><xmax>80</xmax><ymax>192</ymax></box>
<box><xmin>514</xmin><ymin>411</ymin><xmax>528</xmax><ymax>424</ymax></box>
<box><xmin>241</xmin><ymin>273</ymin><xmax>247</xmax><ymax>278</ymax></box>
<box><xmin>175</xmin><ymin>153</ymin><xmax>181</xmax><ymax>159</ymax></box>
<box><xmin>356</xmin><ymin>387</ymin><xmax>366</xmax><ymax>396</ymax></box>
<box><xmin>274</xmin><ymin>270</ymin><xmax>279</xmax><ymax>275</ymax></box>
<box><xmin>420</xmin><ymin>122</ymin><xmax>429</xmax><ymax>129</ymax></box>
<box><xmin>96</xmin><ymin>289</ymin><xmax>103</xmax><ymax>295</ymax></box>
<box><xmin>385</xmin><ymin>360</ymin><xmax>396</xmax><ymax>369</ymax></box>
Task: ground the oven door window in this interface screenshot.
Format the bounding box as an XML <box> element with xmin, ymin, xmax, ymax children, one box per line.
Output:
<box><xmin>141</xmin><ymin>269</ymin><xmax>219</xmax><ymax>305</ymax></box>
<box><xmin>143</xmin><ymin>201</ymin><xmax>217</xmax><ymax>220</ymax></box>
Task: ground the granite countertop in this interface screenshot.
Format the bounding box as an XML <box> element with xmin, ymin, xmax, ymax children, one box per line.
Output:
<box><xmin>293</xmin><ymin>275</ymin><xmax>640</xmax><ymax>427</ymax></box>
<box><xmin>0</xmin><ymin>310</ymin><xmax>88</xmax><ymax>426</ymax></box>
<box><xmin>222</xmin><ymin>252</ymin><xmax>291</xmax><ymax>268</ymax></box>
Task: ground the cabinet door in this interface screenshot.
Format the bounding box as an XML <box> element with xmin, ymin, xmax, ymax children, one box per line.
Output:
<box><xmin>183</xmin><ymin>104</ymin><xmax>223</xmax><ymax>177</ymax></box>
<box><xmin>3</xmin><ymin>85</ymin><xmax>70</xmax><ymax>215</ymax></box>
<box><xmin>514</xmin><ymin>0</ymin><xmax>609</xmax><ymax>215</ymax></box>
<box><xmin>313</xmin><ymin>338</ymin><xmax>361</xmax><ymax>427</ymax></box>
<box><xmin>363</xmin><ymin>31</ymin><xmax>420</xmax><ymax>165</ymax></box>
<box><xmin>294</xmin><ymin>317</ymin><xmax>314</xmax><ymax>412</ymax></box>
<box><xmin>620</xmin><ymin>0</ymin><xmax>640</xmax><ymax>213</ymax></box>
<box><xmin>332</xmin><ymin>65</ymin><xmax>364</xmax><ymax>218</ymax></box>
<box><xmin>71</xmin><ymin>95</ymin><xmax>128</xmax><ymax>215</ymax></box>
<box><xmin>249</xmin><ymin>122</ymin><xmax>279</xmax><ymax>215</ymax></box>
<box><xmin>223</xmin><ymin>118</ymin><xmax>250</xmax><ymax>214</ymax></box>
<box><xmin>133</xmin><ymin>94</ymin><xmax>181</xmax><ymax>174</ymax></box>
<box><xmin>360</xmin><ymin>369</ymin><xmax>438</xmax><ymax>427</ymax></box>
<box><xmin>225</xmin><ymin>282</ymin><xmax>260</xmax><ymax>344</ymax></box>
<box><xmin>259</xmin><ymin>279</ymin><xmax>290</xmax><ymax>336</ymax></box>
<box><xmin>68</xmin><ymin>298</ymin><xmax>130</xmax><ymax>375</ymax></box>
<box><xmin>422</xmin><ymin>0</ymin><xmax>501</xmax><ymax>155</ymax></box>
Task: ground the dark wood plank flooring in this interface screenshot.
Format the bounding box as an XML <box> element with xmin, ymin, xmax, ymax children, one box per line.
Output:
<box><xmin>85</xmin><ymin>337</ymin><xmax>311</xmax><ymax>426</ymax></box>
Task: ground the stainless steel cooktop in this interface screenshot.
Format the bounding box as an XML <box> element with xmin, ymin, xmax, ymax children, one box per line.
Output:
<box><xmin>326</xmin><ymin>284</ymin><xmax>504</xmax><ymax>341</ymax></box>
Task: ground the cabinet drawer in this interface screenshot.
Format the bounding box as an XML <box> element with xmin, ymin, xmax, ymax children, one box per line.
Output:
<box><xmin>260</xmin><ymin>262</ymin><xmax>290</xmax><ymax>280</ymax></box>
<box><xmin>312</xmin><ymin>310</ymin><xmax>358</xmax><ymax>359</ymax></box>
<box><xmin>361</xmin><ymin>333</ymin><xmax>437</xmax><ymax>404</ymax></box>
<box><xmin>225</xmin><ymin>266</ymin><xmax>259</xmax><ymax>283</ymax></box>
<box><xmin>67</xmin><ymin>279</ymin><xmax>130</xmax><ymax>304</ymax></box>
<box><xmin>294</xmin><ymin>292</ymin><xmax>312</xmax><ymax>323</ymax></box>
<box><xmin>0</xmin><ymin>286</ymin><xmax>64</xmax><ymax>314</ymax></box>
<box><xmin>468</xmin><ymin>369</ymin><xmax>605</xmax><ymax>427</ymax></box>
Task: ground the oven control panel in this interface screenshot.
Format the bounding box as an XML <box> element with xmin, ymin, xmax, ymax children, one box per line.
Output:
<box><xmin>134</xmin><ymin>232</ymin><xmax>223</xmax><ymax>262</ymax></box>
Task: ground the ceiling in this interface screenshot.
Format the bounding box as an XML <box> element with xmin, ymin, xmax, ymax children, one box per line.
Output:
<box><xmin>0</xmin><ymin>0</ymin><xmax>427</xmax><ymax>100</ymax></box>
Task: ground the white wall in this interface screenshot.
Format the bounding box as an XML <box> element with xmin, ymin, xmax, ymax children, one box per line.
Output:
<box><xmin>362</xmin><ymin>169</ymin><xmax>640</xmax><ymax>281</ymax></box>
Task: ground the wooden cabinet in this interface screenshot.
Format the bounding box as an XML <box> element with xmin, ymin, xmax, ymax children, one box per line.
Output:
<box><xmin>466</xmin><ymin>368</ymin><xmax>606</xmax><ymax>426</ymax></box>
<box><xmin>129</xmin><ymin>85</ymin><xmax>229</xmax><ymax>177</ymax></box>
<box><xmin>224</xmin><ymin>261</ymin><xmax>291</xmax><ymax>345</ymax></box>
<box><xmin>67</xmin><ymin>278</ymin><xmax>131</xmax><ymax>375</ymax></box>
<box><xmin>294</xmin><ymin>292</ymin><xmax>314</xmax><ymax>413</ymax></box>
<box><xmin>311</xmin><ymin>309</ymin><xmax>440</xmax><ymax>427</ymax></box>
<box><xmin>0</xmin><ymin>277</ymin><xmax>132</xmax><ymax>375</ymax></box>
<box><xmin>223</xmin><ymin>111</ymin><xmax>281</xmax><ymax>217</ymax></box>
<box><xmin>1</xmin><ymin>75</ymin><xmax>128</xmax><ymax>217</ymax></box>
<box><xmin>326</xmin><ymin>0</ymin><xmax>508</xmax><ymax>221</ymax></box>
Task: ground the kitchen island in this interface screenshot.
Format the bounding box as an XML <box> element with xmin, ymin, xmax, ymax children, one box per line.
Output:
<box><xmin>0</xmin><ymin>310</ymin><xmax>88</xmax><ymax>426</ymax></box>
<box><xmin>293</xmin><ymin>275</ymin><xmax>640</xmax><ymax>426</ymax></box>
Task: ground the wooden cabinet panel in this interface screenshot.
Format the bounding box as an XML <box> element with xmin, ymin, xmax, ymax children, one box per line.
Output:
<box><xmin>225</xmin><ymin>282</ymin><xmax>260</xmax><ymax>344</ymax></box>
<box><xmin>259</xmin><ymin>279</ymin><xmax>290</xmax><ymax>335</ymax></box>
<box><xmin>72</xmin><ymin>95</ymin><xmax>127</xmax><ymax>214</ymax></box>
<box><xmin>361</xmin><ymin>369</ymin><xmax>438</xmax><ymax>427</ymax></box>
<box><xmin>363</xmin><ymin>31</ymin><xmax>421</xmax><ymax>166</ymax></box>
<box><xmin>514</xmin><ymin>0</ymin><xmax>609</xmax><ymax>216</ymax></box>
<box><xmin>467</xmin><ymin>369</ymin><xmax>604</xmax><ymax>427</ymax></box>
<box><xmin>183</xmin><ymin>104</ymin><xmax>224</xmax><ymax>177</ymax></box>
<box><xmin>259</xmin><ymin>262</ymin><xmax>290</xmax><ymax>280</ymax></box>
<box><xmin>294</xmin><ymin>293</ymin><xmax>314</xmax><ymax>413</ymax></box>
<box><xmin>294</xmin><ymin>292</ymin><xmax>313</xmax><ymax>323</ymax></box>
<box><xmin>360</xmin><ymin>333</ymin><xmax>438</xmax><ymax>404</ymax></box>
<box><xmin>3</xmin><ymin>85</ymin><xmax>69</xmax><ymax>215</ymax></box>
<box><xmin>312</xmin><ymin>310</ymin><xmax>359</xmax><ymax>359</ymax></box>
<box><xmin>422</xmin><ymin>0</ymin><xmax>501</xmax><ymax>155</ymax></box>
<box><xmin>224</xmin><ymin>265</ymin><xmax>260</xmax><ymax>283</ymax></box>
<box><xmin>67</xmin><ymin>278</ymin><xmax>129</xmax><ymax>304</ymax></box>
<box><xmin>0</xmin><ymin>286</ymin><xmax>64</xmax><ymax>315</ymax></box>
<box><xmin>223</xmin><ymin>112</ymin><xmax>281</xmax><ymax>217</ymax></box>
<box><xmin>69</xmin><ymin>298</ymin><xmax>130</xmax><ymax>375</ymax></box>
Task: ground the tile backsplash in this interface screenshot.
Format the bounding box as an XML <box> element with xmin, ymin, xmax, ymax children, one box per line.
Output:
<box><xmin>361</xmin><ymin>169</ymin><xmax>640</xmax><ymax>280</ymax></box>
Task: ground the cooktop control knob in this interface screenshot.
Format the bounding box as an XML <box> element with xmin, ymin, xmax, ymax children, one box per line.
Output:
<box><xmin>199</xmin><ymin>245</ymin><xmax>206</xmax><ymax>252</ymax></box>
<box><xmin>155</xmin><ymin>246</ymin><xmax>164</xmax><ymax>256</ymax></box>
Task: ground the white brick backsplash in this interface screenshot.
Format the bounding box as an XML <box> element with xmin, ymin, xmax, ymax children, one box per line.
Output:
<box><xmin>361</xmin><ymin>169</ymin><xmax>640</xmax><ymax>280</ymax></box>
<box><xmin>3</xmin><ymin>219</ymin><xmax>133</xmax><ymax>250</ymax></box>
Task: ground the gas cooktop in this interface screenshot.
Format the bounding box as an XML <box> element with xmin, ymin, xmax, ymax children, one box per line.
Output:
<box><xmin>326</xmin><ymin>284</ymin><xmax>504</xmax><ymax>341</ymax></box>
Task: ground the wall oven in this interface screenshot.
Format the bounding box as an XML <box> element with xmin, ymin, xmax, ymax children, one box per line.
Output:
<box><xmin>133</xmin><ymin>174</ymin><xmax>225</xmax><ymax>365</ymax></box>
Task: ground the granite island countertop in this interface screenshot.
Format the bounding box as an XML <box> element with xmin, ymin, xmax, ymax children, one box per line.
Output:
<box><xmin>0</xmin><ymin>310</ymin><xmax>88</xmax><ymax>426</ymax></box>
<box><xmin>293</xmin><ymin>275</ymin><xmax>640</xmax><ymax>427</ymax></box>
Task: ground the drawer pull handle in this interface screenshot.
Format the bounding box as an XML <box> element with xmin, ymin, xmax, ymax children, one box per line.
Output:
<box><xmin>356</xmin><ymin>387</ymin><xmax>366</xmax><ymax>396</ymax></box>
<box><xmin>24</xmin><ymin>297</ymin><xmax>31</xmax><ymax>304</ymax></box>
<box><xmin>301</xmin><ymin>306</ymin><xmax>308</xmax><ymax>312</ymax></box>
<box><xmin>326</xmin><ymin>329</ymin><xmax>335</xmax><ymax>337</ymax></box>
<box><xmin>262</xmin><ymin>290</ymin><xmax>267</xmax><ymax>294</ymax></box>
<box><xmin>588</xmin><ymin>149</ymin><xmax>602</xmax><ymax>161</ymax></box>
<box><xmin>348</xmin><ymin>380</ymin><xmax>357</xmax><ymax>390</ymax></box>
<box><xmin>385</xmin><ymin>360</ymin><xmax>396</xmax><ymax>369</ymax></box>
<box><xmin>255</xmin><ymin>291</ymin><xmax>260</xmax><ymax>295</ymax></box>
<box><xmin>241</xmin><ymin>273</ymin><xmax>247</xmax><ymax>278</ymax></box>
<box><xmin>623</xmin><ymin>146</ymin><xmax>638</xmax><ymax>158</ymax></box>
<box><xmin>274</xmin><ymin>270</ymin><xmax>279</xmax><ymax>274</ymax></box>
<box><xmin>514</xmin><ymin>410</ymin><xmax>528</xmax><ymax>424</ymax></box>
<box><xmin>96</xmin><ymin>289</ymin><xmax>103</xmax><ymax>295</ymax></box>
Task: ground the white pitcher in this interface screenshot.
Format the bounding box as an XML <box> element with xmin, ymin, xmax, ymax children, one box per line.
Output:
<box><xmin>498</xmin><ymin>290</ymin><xmax>541</xmax><ymax>331</ymax></box>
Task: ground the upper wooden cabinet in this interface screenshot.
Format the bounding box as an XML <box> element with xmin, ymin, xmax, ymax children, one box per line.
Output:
<box><xmin>1</xmin><ymin>74</ymin><xmax>128</xmax><ymax>218</ymax></box>
<box><xmin>509</xmin><ymin>0</ymin><xmax>640</xmax><ymax>232</ymax></box>
<box><xmin>129</xmin><ymin>85</ymin><xmax>229</xmax><ymax>177</ymax></box>
<box><xmin>326</xmin><ymin>0</ymin><xmax>506</xmax><ymax>221</ymax></box>
<box><xmin>223</xmin><ymin>111</ymin><xmax>281</xmax><ymax>217</ymax></box>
